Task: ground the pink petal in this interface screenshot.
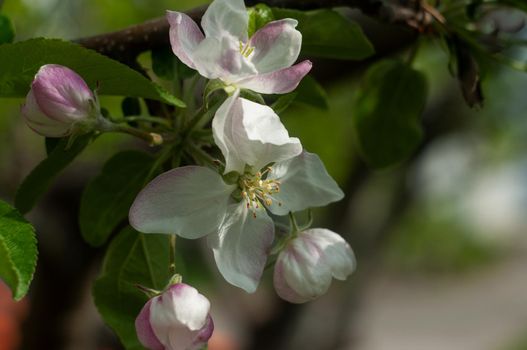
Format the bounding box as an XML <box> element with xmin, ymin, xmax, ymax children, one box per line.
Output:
<box><xmin>135</xmin><ymin>299</ymin><xmax>165</xmax><ymax>350</ymax></box>
<box><xmin>166</xmin><ymin>11</ymin><xmax>205</xmax><ymax>69</ymax></box>
<box><xmin>31</xmin><ymin>64</ymin><xmax>95</xmax><ymax>123</ymax></box>
<box><xmin>235</xmin><ymin>60</ymin><xmax>312</xmax><ymax>94</ymax></box>
<box><xmin>249</xmin><ymin>19</ymin><xmax>302</xmax><ymax>74</ymax></box>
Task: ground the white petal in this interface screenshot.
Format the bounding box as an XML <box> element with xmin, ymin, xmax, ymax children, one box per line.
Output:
<box><xmin>212</xmin><ymin>94</ymin><xmax>302</xmax><ymax>173</ymax></box>
<box><xmin>235</xmin><ymin>60</ymin><xmax>312</xmax><ymax>94</ymax></box>
<box><xmin>129</xmin><ymin>166</ymin><xmax>235</xmax><ymax>238</ymax></box>
<box><xmin>149</xmin><ymin>283</ymin><xmax>211</xmax><ymax>350</ymax></box>
<box><xmin>277</xmin><ymin>235</ymin><xmax>332</xmax><ymax>300</ymax></box>
<box><xmin>192</xmin><ymin>36</ymin><xmax>257</xmax><ymax>81</ymax></box>
<box><xmin>208</xmin><ymin>203</ymin><xmax>274</xmax><ymax>293</ymax></box>
<box><xmin>201</xmin><ymin>0</ymin><xmax>248</xmax><ymax>41</ymax></box>
<box><xmin>167</xmin><ymin>284</ymin><xmax>211</xmax><ymax>331</ymax></box>
<box><xmin>212</xmin><ymin>92</ymin><xmax>246</xmax><ymax>174</ymax></box>
<box><xmin>273</xmin><ymin>257</ymin><xmax>311</xmax><ymax>304</ymax></box>
<box><xmin>303</xmin><ymin>229</ymin><xmax>356</xmax><ymax>280</ymax></box>
<box><xmin>249</xmin><ymin>19</ymin><xmax>302</xmax><ymax>73</ymax></box>
<box><xmin>267</xmin><ymin>151</ymin><xmax>344</xmax><ymax>215</ymax></box>
<box><xmin>22</xmin><ymin>90</ymin><xmax>71</xmax><ymax>137</ymax></box>
<box><xmin>166</xmin><ymin>11</ymin><xmax>205</xmax><ymax>69</ymax></box>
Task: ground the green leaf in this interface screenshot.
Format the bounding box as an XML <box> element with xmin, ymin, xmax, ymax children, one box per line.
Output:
<box><xmin>151</xmin><ymin>47</ymin><xmax>176</xmax><ymax>80</ymax></box>
<box><xmin>93</xmin><ymin>227</ymin><xmax>170</xmax><ymax>350</ymax></box>
<box><xmin>0</xmin><ymin>38</ymin><xmax>185</xmax><ymax>107</ymax></box>
<box><xmin>79</xmin><ymin>151</ymin><xmax>154</xmax><ymax>247</ymax></box>
<box><xmin>248</xmin><ymin>4</ymin><xmax>275</xmax><ymax>37</ymax></box>
<box><xmin>239</xmin><ymin>89</ymin><xmax>265</xmax><ymax>104</ymax></box>
<box><xmin>15</xmin><ymin>133</ymin><xmax>93</xmax><ymax>214</ymax></box>
<box><xmin>272</xmin><ymin>8</ymin><xmax>374</xmax><ymax>60</ymax></box>
<box><xmin>271</xmin><ymin>92</ymin><xmax>298</xmax><ymax>114</ymax></box>
<box><xmin>0</xmin><ymin>200</ymin><xmax>37</xmax><ymax>300</ymax></box>
<box><xmin>44</xmin><ymin>137</ymin><xmax>61</xmax><ymax>155</ymax></box>
<box><xmin>294</xmin><ymin>75</ymin><xmax>329</xmax><ymax>109</ymax></box>
<box><xmin>353</xmin><ymin>59</ymin><xmax>427</xmax><ymax>168</ymax></box>
<box><xmin>121</xmin><ymin>97</ymin><xmax>142</xmax><ymax>117</ymax></box>
<box><xmin>0</xmin><ymin>14</ymin><xmax>15</xmax><ymax>44</ymax></box>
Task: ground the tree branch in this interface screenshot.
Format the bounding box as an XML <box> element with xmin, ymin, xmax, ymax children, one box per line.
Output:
<box><xmin>74</xmin><ymin>0</ymin><xmax>393</xmax><ymax>62</ymax></box>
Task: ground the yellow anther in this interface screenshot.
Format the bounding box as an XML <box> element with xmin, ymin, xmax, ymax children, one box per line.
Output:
<box><xmin>238</xmin><ymin>169</ymin><xmax>281</xmax><ymax>212</ymax></box>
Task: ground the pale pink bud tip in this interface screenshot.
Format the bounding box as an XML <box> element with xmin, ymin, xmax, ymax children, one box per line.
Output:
<box><xmin>21</xmin><ymin>64</ymin><xmax>98</xmax><ymax>137</ymax></box>
<box><xmin>273</xmin><ymin>228</ymin><xmax>356</xmax><ymax>304</ymax></box>
<box><xmin>136</xmin><ymin>283</ymin><xmax>214</xmax><ymax>350</ymax></box>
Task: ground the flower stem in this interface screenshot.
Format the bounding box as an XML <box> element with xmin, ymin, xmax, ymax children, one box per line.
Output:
<box><xmin>97</xmin><ymin>117</ymin><xmax>164</xmax><ymax>145</ymax></box>
<box><xmin>122</xmin><ymin>115</ymin><xmax>172</xmax><ymax>127</ymax></box>
<box><xmin>169</xmin><ymin>235</ymin><xmax>177</xmax><ymax>275</ymax></box>
<box><xmin>289</xmin><ymin>212</ymin><xmax>300</xmax><ymax>234</ymax></box>
<box><xmin>114</xmin><ymin>124</ymin><xmax>164</xmax><ymax>145</ymax></box>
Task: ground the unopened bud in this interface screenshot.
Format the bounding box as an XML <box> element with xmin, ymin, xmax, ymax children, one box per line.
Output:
<box><xmin>135</xmin><ymin>283</ymin><xmax>214</xmax><ymax>350</ymax></box>
<box><xmin>21</xmin><ymin>64</ymin><xmax>99</xmax><ymax>137</ymax></box>
<box><xmin>273</xmin><ymin>228</ymin><xmax>356</xmax><ymax>304</ymax></box>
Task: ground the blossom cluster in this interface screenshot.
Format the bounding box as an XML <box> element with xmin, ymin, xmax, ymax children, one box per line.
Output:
<box><xmin>20</xmin><ymin>0</ymin><xmax>356</xmax><ymax>349</ymax></box>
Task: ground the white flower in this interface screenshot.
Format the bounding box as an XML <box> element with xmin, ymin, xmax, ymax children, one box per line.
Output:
<box><xmin>135</xmin><ymin>283</ymin><xmax>213</xmax><ymax>350</ymax></box>
<box><xmin>212</xmin><ymin>91</ymin><xmax>302</xmax><ymax>174</ymax></box>
<box><xmin>166</xmin><ymin>0</ymin><xmax>312</xmax><ymax>94</ymax></box>
<box><xmin>129</xmin><ymin>97</ymin><xmax>343</xmax><ymax>292</ymax></box>
<box><xmin>274</xmin><ymin>229</ymin><xmax>356</xmax><ymax>303</ymax></box>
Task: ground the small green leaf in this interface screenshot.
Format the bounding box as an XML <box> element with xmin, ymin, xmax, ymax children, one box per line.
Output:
<box><xmin>15</xmin><ymin>133</ymin><xmax>93</xmax><ymax>214</ymax></box>
<box><xmin>0</xmin><ymin>200</ymin><xmax>37</xmax><ymax>300</ymax></box>
<box><xmin>353</xmin><ymin>59</ymin><xmax>427</xmax><ymax>168</ymax></box>
<box><xmin>0</xmin><ymin>38</ymin><xmax>185</xmax><ymax>107</ymax></box>
<box><xmin>79</xmin><ymin>151</ymin><xmax>154</xmax><ymax>247</ymax></box>
<box><xmin>272</xmin><ymin>8</ymin><xmax>374</xmax><ymax>60</ymax></box>
<box><xmin>240</xmin><ymin>89</ymin><xmax>266</xmax><ymax>104</ymax></box>
<box><xmin>0</xmin><ymin>14</ymin><xmax>15</xmax><ymax>44</ymax></box>
<box><xmin>248</xmin><ymin>4</ymin><xmax>275</xmax><ymax>37</ymax></box>
<box><xmin>93</xmin><ymin>227</ymin><xmax>170</xmax><ymax>350</ymax></box>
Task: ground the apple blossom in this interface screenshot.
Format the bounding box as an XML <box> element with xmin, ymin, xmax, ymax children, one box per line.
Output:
<box><xmin>21</xmin><ymin>64</ymin><xmax>99</xmax><ymax>137</ymax></box>
<box><xmin>166</xmin><ymin>0</ymin><xmax>312</xmax><ymax>94</ymax></box>
<box><xmin>135</xmin><ymin>283</ymin><xmax>213</xmax><ymax>350</ymax></box>
<box><xmin>273</xmin><ymin>228</ymin><xmax>356</xmax><ymax>304</ymax></box>
<box><xmin>130</xmin><ymin>96</ymin><xmax>343</xmax><ymax>292</ymax></box>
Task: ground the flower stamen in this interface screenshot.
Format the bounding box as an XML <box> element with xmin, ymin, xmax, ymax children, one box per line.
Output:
<box><xmin>239</xmin><ymin>41</ymin><xmax>255</xmax><ymax>58</ymax></box>
<box><xmin>239</xmin><ymin>169</ymin><xmax>281</xmax><ymax>217</ymax></box>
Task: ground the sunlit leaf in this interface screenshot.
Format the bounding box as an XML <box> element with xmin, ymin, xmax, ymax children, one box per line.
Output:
<box><xmin>0</xmin><ymin>200</ymin><xmax>37</xmax><ymax>301</ymax></box>
<box><xmin>0</xmin><ymin>38</ymin><xmax>185</xmax><ymax>107</ymax></box>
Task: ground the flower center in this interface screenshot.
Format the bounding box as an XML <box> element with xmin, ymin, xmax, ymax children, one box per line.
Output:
<box><xmin>239</xmin><ymin>167</ymin><xmax>281</xmax><ymax>217</ymax></box>
<box><xmin>239</xmin><ymin>41</ymin><xmax>255</xmax><ymax>58</ymax></box>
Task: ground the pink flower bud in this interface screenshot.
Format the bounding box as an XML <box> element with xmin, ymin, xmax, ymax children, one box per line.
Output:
<box><xmin>21</xmin><ymin>64</ymin><xmax>98</xmax><ymax>137</ymax></box>
<box><xmin>273</xmin><ymin>228</ymin><xmax>356</xmax><ymax>304</ymax></box>
<box><xmin>135</xmin><ymin>283</ymin><xmax>214</xmax><ymax>350</ymax></box>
